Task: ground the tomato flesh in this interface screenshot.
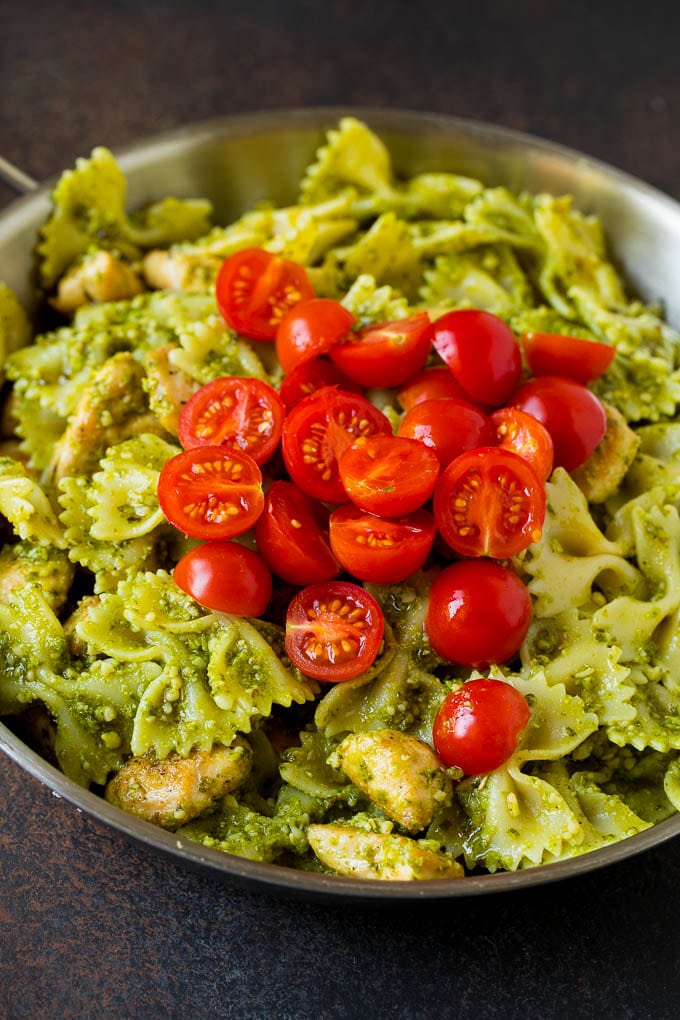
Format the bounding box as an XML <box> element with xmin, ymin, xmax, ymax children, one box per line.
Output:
<box><xmin>173</xmin><ymin>540</ymin><xmax>272</xmax><ymax>616</ymax></box>
<box><xmin>433</xmin><ymin>447</ymin><xmax>545</xmax><ymax>559</ymax></box>
<box><xmin>510</xmin><ymin>374</ymin><xmax>607</xmax><ymax>471</ymax></box>
<box><xmin>216</xmin><ymin>248</ymin><xmax>314</xmax><ymax>341</ymax></box>
<box><xmin>279</xmin><ymin>356</ymin><xmax>361</xmax><ymax>412</ymax></box>
<box><xmin>281</xmin><ymin>386</ymin><xmax>393</xmax><ymax>503</ymax></box>
<box><xmin>329</xmin><ymin>312</ymin><xmax>432</xmax><ymax>388</ymax></box>
<box><xmin>431</xmin><ymin>309</ymin><xmax>521</xmax><ymax>406</ymax></box>
<box><xmin>433</xmin><ymin>677</ymin><xmax>531</xmax><ymax>774</ymax></box>
<box><xmin>397</xmin><ymin>396</ymin><xmax>489</xmax><ymax>468</ymax></box>
<box><xmin>425</xmin><ymin>559</ymin><xmax>532</xmax><ymax>668</ymax></box>
<box><xmin>522</xmin><ymin>331</ymin><xmax>615</xmax><ymax>383</ymax></box>
<box><xmin>285</xmin><ymin>580</ymin><xmax>384</xmax><ymax>681</ymax></box>
<box><xmin>178</xmin><ymin>376</ymin><xmax>285</xmax><ymax>466</ymax></box>
<box><xmin>276</xmin><ymin>298</ymin><xmax>355</xmax><ymax>374</ymax></box>
<box><xmin>396</xmin><ymin>366</ymin><xmax>477</xmax><ymax>411</ymax></box>
<box><xmin>338</xmin><ymin>434</ymin><xmax>440</xmax><ymax>517</ymax></box>
<box><xmin>254</xmin><ymin>480</ymin><xmax>339</xmax><ymax>586</ymax></box>
<box><xmin>487</xmin><ymin>406</ymin><xmax>554</xmax><ymax>483</ymax></box>
<box><xmin>329</xmin><ymin>505</ymin><xmax>436</xmax><ymax>584</ymax></box>
<box><xmin>157</xmin><ymin>445</ymin><xmax>264</xmax><ymax>540</ymax></box>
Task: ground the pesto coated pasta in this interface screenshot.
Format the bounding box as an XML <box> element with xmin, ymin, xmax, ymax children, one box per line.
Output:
<box><xmin>1</xmin><ymin>117</ymin><xmax>679</xmax><ymax>880</ymax></box>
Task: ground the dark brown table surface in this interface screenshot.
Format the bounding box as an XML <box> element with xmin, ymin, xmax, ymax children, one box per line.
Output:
<box><xmin>1</xmin><ymin>2</ymin><xmax>679</xmax><ymax>1017</ymax></box>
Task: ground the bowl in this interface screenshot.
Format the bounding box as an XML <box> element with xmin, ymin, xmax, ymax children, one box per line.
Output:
<box><xmin>1</xmin><ymin>107</ymin><xmax>679</xmax><ymax>901</ymax></box>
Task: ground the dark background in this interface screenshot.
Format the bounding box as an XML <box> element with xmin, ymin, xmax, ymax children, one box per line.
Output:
<box><xmin>1</xmin><ymin>1</ymin><xmax>679</xmax><ymax>1017</ymax></box>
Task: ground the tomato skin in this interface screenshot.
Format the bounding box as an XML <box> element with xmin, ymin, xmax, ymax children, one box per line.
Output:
<box><xmin>329</xmin><ymin>312</ymin><xmax>432</xmax><ymax>389</ymax></box>
<box><xmin>522</xmin><ymin>332</ymin><xmax>615</xmax><ymax>383</ymax></box>
<box><xmin>510</xmin><ymin>374</ymin><xmax>607</xmax><ymax>471</ymax></box>
<box><xmin>425</xmin><ymin>559</ymin><xmax>532</xmax><ymax>668</ymax></box>
<box><xmin>275</xmin><ymin>298</ymin><xmax>355</xmax><ymax>374</ymax></box>
<box><xmin>157</xmin><ymin>445</ymin><xmax>264</xmax><ymax>540</ymax></box>
<box><xmin>173</xmin><ymin>540</ymin><xmax>272</xmax><ymax>616</ymax></box>
<box><xmin>329</xmin><ymin>505</ymin><xmax>436</xmax><ymax>583</ymax></box>
<box><xmin>177</xmin><ymin>376</ymin><xmax>285</xmax><ymax>466</ymax></box>
<box><xmin>254</xmin><ymin>480</ymin><xmax>340</xmax><ymax>586</ymax></box>
<box><xmin>431</xmin><ymin>309</ymin><xmax>521</xmax><ymax>406</ymax></box>
<box><xmin>279</xmin><ymin>357</ymin><xmax>361</xmax><ymax>412</ymax></box>
<box><xmin>487</xmin><ymin>406</ymin><xmax>554</xmax><ymax>483</ymax></box>
<box><xmin>338</xmin><ymin>434</ymin><xmax>440</xmax><ymax>517</ymax></box>
<box><xmin>281</xmin><ymin>386</ymin><xmax>393</xmax><ymax>503</ymax></box>
<box><xmin>285</xmin><ymin>580</ymin><xmax>384</xmax><ymax>682</ymax></box>
<box><xmin>216</xmin><ymin>248</ymin><xmax>314</xmax><ymax>341</ymax></box>
<box><xmin>433</xmin><ymin>447</ymin><xmax>545</xmax><ymax>559</ymax></box>
<box><xmin>433</xmin><ymin>678</ymin><xmax>531</xmax><ymax>774</ymax></box>
<box><xmin>397</xmin><ymin>397</ymin><xmax>489</xmax><ymax>468</ymax></box>
<box><xmin>396</xmin><ymin>366</ymin><xmax>477</xmax><ymax>411</ymax></box>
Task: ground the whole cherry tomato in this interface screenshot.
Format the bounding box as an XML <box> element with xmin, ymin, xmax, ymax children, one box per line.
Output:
<box><xmin>254</xmin><ymin>480</ymin><xmax>340</xmax><ymax>586</ymax></box>
<box><xmin>275</xmin><ymin>298</ymin><xmax>355</xmax><ymax>373</ymax></box>
<box><xmin>431</xmin><ymin>309</ymin><xmax>521</xmax><ymax>406</ymax></box>
<box><xmin>522</xmin><ymin>331</ymin><xmax>615</xmax><ymax>383</ymax></box>
<box><xmin>278</xmin><ymin>356</ymin><xmax>361</xmax><ymax>412</ymax></box>
<box><xmin>329</xmin><ymin>312</ymin><xmax>432</xmax><ymax>388</ymax></box>
<box><xmin>425</xmin><ymin>558</ymin><xmax>532</xmax><ymax>668</ymax></box>
<box><xmin>509</xmin><ymin>374</ymin><xmax>607</xmax><ymax>471</ymax></box>
<box><xmin>397</xmin><ymin>396</ymin><xmax>489</xmax><ymax>468</ymax></box>
<box><xmin>433</xmin><ymin>678</ymin><xmax>531</xmax><ymax>774</ymax></box>
<box><xmin>173</xmin><ymin>540</ymin><xmax>272</xmax><ymax>616</ymax></box>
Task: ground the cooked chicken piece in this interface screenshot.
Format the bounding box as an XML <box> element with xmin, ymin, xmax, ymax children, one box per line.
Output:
<box><xmin>62</xmin><ymin>595</ymin><xmax>102</xmax><ymax>656</ymax></box>
<box><xmin>144</xmin><ymin>344</ymin><xmax>199</xmax><ymax>434</ymax></box>
<box><xmin>331</xmin><ymin>729</ymin><xmax>451</xmax><ymax>833</ymax></box>
<box><xmin>142</xmin><ymin>249</ymin><xmax>222</xmax><ymax>293</ymax></box>
<box><xmin>105</xmin><ymin>739</ymin><xmax>252</xmax><ymax>830</ymax></box>
<box><xmin>50</xmin><ymin>352</ymin><xmax>166</xmax><ymax>480</ymax></box>
<box><xmin>307</xmin><ymin>824</ymin><xmax>463</xmax><ymax>881</ymax></box>
<box><xmin>52</xmin><ymin>250</ymin><xmax>145</xmax><ymax>315</ymax></box>
<box><xmin>571</xmin><ymin>400</ymin><xmax>640</xmax><ymax>503</ymax></box>
<box><xmin>0</xmin><ymin>543</ymin><xmax>75</xmax><ymax>612</ymax></box>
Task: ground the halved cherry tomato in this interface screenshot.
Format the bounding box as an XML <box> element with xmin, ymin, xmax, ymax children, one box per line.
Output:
<box><xmin>338</xmin><ymin>435</ymin><xmax>440</xmax><ymax>517</ymax></box>
<box><xmin>397</xmin><ymin>397</ymin><xmax>489</xmax><ymax>468</ymax></box>
<box><xmin>285</xmin><ymin>580</ymin><xmax>384</xmax><ymax>682</ymax></box>
<box><xmin>396</xmin><ymin>365</ymin><xmax>477</xmax><ymax>411</ymax></box>
<box><xmin>216</xmin><ymin>248</ymin><xmax>314</xmax><ymax>341</ymax></box>
<box><xmin>254</xmin><ymin>480</ymin><xmax>340</xmax><ymax>586</ymax></box>
<box><xmin>173</xmin><ymin>540</ymin><xmax>272</xmax><ymax>616</ymax></box>
<box><xmin>433</xmin><ymin>447</ymin><xmax>545</xmax><ymax>558</ymax></box>
<box><xmin>329</xmin><ymin>312</ymin><xmax>432</xmax><ymax>388</ymax></box>
<box><xmin>275</xmin><ymin>298</ymin><xmax>355</xmax><ymax>374</ymax></box>
<box><xmin>279</xmin><ymin>356</ymin><xmax>362</xmax><ymax>412</ymax></box>
<box><xmin>177</xmin><ymin>376</ymin><xmax>285</xmax><ymax>466</ymax></box>
<box><xmin>433</xmin><ymin>677</ymin><xmax>531</xmax><ymax>774</ymax></box>
<box><xmin>281</xmin><ymin>386</ymin><xmax>393</xmax><ymax>503</ymax></box>
<box><xmin>157</xmin><ymin>446</ymin><xmax>264</xmax><ymax>540</ymax></box>
<box><xmin>487</xmin><ymin>406</ymin><xmax>554</xmax><ymax>483</ymax></box>
<box><xmin>510</xmin><ymin>374</ymin><xmax>607</xmax><ymax>471</ymax></box>
<box><xmin>431</xmin><ymin>309</ymin><xmax>521</xmax><ymax>406</ymax></box>
<box><xmin>425</xmin><ymin>559</ymin><xmax>532</xmax><ymax>669</ymax></box>
<box><xmin>329</xmin><ymin>505</ymin><xmax>436</xmax><ymax>583</ymax></box>
<box><xmin>522</xmin><ymin>331</ymin><xmax>615</xmax><ymax>383</ymax></box>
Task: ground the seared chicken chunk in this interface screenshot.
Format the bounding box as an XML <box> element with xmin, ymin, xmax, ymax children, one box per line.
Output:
<box><xmin>307</xmin><ymin>824</ymin><xmax>463</xmax><ymax>881</ymax></box>
<box><xmin>52</xmin><ymin>250</ymin><xmax>145</xmax><ymax>315</ymax></box>
<box><xmin>571</xmin><ymin>400</ymin><xmax>640</xmax><ymax>503</ymax></box>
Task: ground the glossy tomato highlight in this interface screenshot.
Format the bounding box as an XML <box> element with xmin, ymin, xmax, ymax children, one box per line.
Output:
<box><xmin>174</xmin><ymin>540</ymin><xmax>272</xmax><ymax>616</ymax></box>
<box><xmin>431</xmin><ymin>309</ymin><xmax>521</xmax><ymax>406</ymax></box>
<box><xmin>433</xmin><ymin>678</ymin><xmax>531</xmax><ymax>774</ymax></box>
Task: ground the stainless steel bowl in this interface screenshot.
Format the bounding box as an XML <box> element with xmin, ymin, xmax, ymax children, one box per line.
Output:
<box><xmin>1</xmin><ymin>107</ymin><xmax>679</xmax><ymax>901</ymax></box>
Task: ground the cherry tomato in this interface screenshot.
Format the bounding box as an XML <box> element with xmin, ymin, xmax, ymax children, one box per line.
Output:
<box><xmin>487</xmin><ymin>406</ymin><xmax>554</xmax><ymax>483</ymax></box>
<box><xmin>425</xmin><ymin>559</ymin><xmax>532</xmax><ymax>668</ymax></box>
<box><xmin>522</xmin><ymin>331</ymin><xmax>615</xmax><ymax>383</ymax></box>
<box><xmin>216</xmin><ymin>248</ymin><xmax>314</xmax><ymax>341</ymax></box>
<box><xmin>275</xmin><ymin>298</ymin><xmax>355</xmax><ymax>374</ymax></box>
<box><xmin>431</xmin><ymin>309</ymin><xmax>521</xmax><ymax>406</ymax></box>
<box><xmin>329</xmin><ymin>312</ymin><xmax>432</xmax><ymax>388</ymax></box>
<box><xmin>157</xmin><ymin>446</ymin><xmax>264</xmax><ymax>540</ymax></box>
<box><xmin>279</xmin><ymin>357</ymin><xmax>362</xmax><ymax>412</ymax></box>
<box><xmin>177</xmin><ymin>376</ymin><xmax>285</xmax><ymax>466</ymax></box>
<box><xmin>281</xmin><ymin>386</ymin><xmax>393</xmax><ymax>503</ymax></box>
<box><xmin>396</xmin><ymin>365</ymin><xmax>480</xmax><ymax>411</ymax></box>
<box><xmin>397</xmin><ymin>397</ymin><xmax>489</xmax><ymax>468</ymax></box>
<box><xmin>173</xmin><ymin>540</ymin><xmax>272</xmax><ymax>616</ymax></box>
<box><xmin>285</xmin><ymin>580</ymin><xmax>384</xmax><ymax>682</ymax></box>
<box><xmin>254</xmin><ymin>480</ymin><xmax>340</xmax><ymax>586</ymax></box>
<box><xmin>510</xmin><ymin>375</ymin><xmax>607</xmax><ymax>471</ymax></box>
<box><xmin>329</xmin><ymin>505</ymin><xmax>436</xmax><ymax>583</ymax></box>
<box><xmin>338</xmin><ymin>435</ymin><xmax>440</xmax><ymax>517</ymax></box>
<box><xmin>433</xmin><ymin>678</ymin><xmax>531</xmax><ymax>774</ymax></box>
<box><xmin>433</xmin><ymin>447</ymin><xmax>545</xmax><ymax>559</ymax></box>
